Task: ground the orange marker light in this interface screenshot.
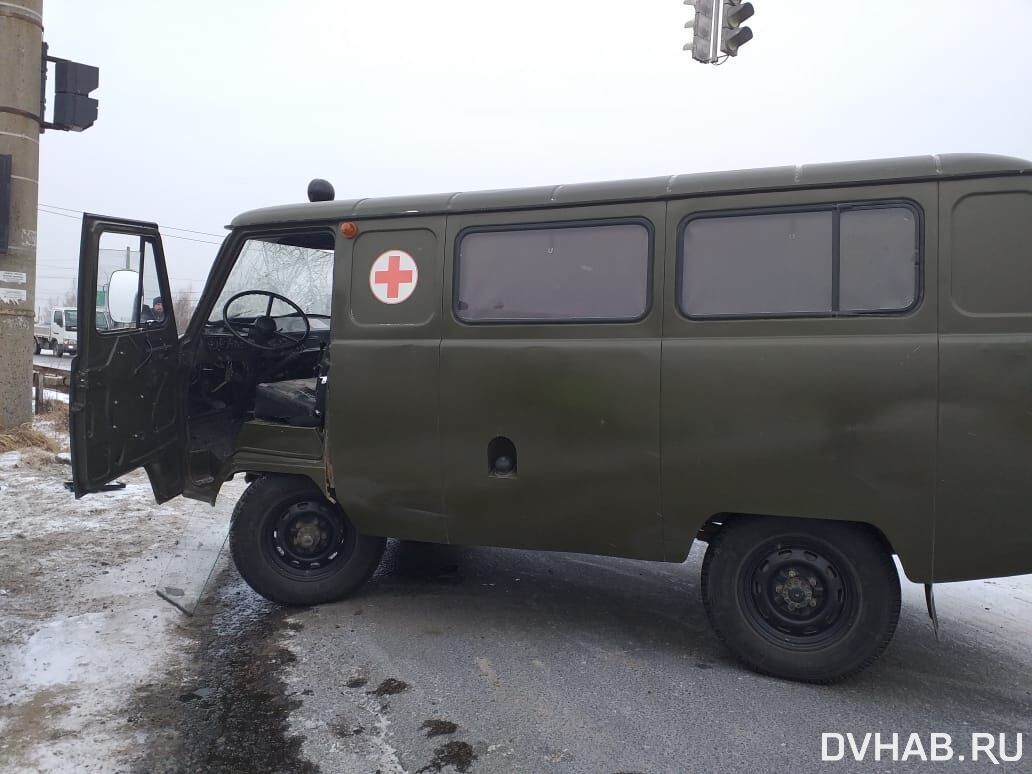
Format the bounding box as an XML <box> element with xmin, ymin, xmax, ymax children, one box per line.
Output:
<box><xmin>340</xmin><ymin>222</ymin><xmax>359</xmax><ymax>239</ymax></box>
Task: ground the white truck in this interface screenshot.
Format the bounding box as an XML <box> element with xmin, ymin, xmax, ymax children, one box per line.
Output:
<box><xmin>33</xmin><ymin>307</ymin><xmax>111</xmax><ymax>357</ymax></box>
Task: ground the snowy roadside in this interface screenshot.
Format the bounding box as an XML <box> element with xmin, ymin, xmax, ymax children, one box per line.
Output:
<box><xmin>0</xmin><ymin>419</ymin><xmax>244</xmax><ymax>772</ymax></box>
<box><xmin>1</xmin><ymin>415</ymin><xmax>1029</xmax><ymax>773</ymax></box>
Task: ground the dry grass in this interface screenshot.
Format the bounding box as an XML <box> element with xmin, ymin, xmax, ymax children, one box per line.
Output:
<box><xmin>37</xmin><ymin>400</ymin><xmax>70</xmax><ymax>425</ymax></box>
<box><xmin>0</xmin><ymin>424</ymin><xmax>61</xmax><ymax>454</ymax></box>
<box><xmin>17</xmin><ymin>447</ymin><xmax>61</xmax><ymax>469</ymax></box>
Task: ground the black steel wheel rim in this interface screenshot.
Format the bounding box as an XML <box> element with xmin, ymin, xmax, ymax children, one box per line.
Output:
<box><xmin>740</xmin><ymin>542</ymin><xmax>856</xmax><ymax>648</ymax></box>
<box><xmin>266</xmin><ymin>500</ymin><xmax>350</xmax><ymax>579</ymax></box>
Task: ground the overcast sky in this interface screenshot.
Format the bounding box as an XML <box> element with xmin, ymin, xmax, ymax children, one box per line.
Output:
<box><xmin>34</xmin><ymin>0</ymin><xmax>1032</xmax><ymax>310</ymax></box>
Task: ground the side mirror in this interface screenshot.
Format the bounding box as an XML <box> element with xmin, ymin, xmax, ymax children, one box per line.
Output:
<box><xmin>107</xmin><ymin>269</ymin><xmax>139</xmax><ymax>324</ymax></box>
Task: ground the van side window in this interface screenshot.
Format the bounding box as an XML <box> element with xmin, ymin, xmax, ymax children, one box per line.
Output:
<box><xmin>455</xmin><ymin>222</ymin><xmax>651</xmax><ymax>323</ymax></box>
<box><xmin>53</xmin><ymin>310</ymin><xmax>63</xmax><ymax>327</ymax></box>
<box><xmin>839</xmin><ymin>207</ymin><xmax>918</xmax><ymax>312</ymax></box>
<box><xmin>681</xmin><ymin>211</ymin><xmax>833</xmax><ymax>317</ymax></box>
<box><xmin>679</xmin><ymin>203</ymin><xmax>919</xmax><ymax>318</ymax></box>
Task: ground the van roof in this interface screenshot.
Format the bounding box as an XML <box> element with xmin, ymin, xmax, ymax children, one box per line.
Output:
<box><xmin>230</xmin><ymin>153</ymin><xmax>1032</xmax><ymax>229</ymax></box>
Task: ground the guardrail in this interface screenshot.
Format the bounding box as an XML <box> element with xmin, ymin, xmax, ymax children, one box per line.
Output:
<box><xmin>32</xmin><ymin>364</ymin><xmax>70</xmax><ymax>415</ymax></box>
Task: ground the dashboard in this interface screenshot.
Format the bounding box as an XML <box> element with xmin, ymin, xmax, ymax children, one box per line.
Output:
<box><xmin>203</xmin><ymin>315</ymin><xmax>331</xmax><ymax>354</ymax></box>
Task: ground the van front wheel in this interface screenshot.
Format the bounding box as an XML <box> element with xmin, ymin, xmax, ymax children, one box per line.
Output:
<box><xmin>701</xmin><ymin>516</ymin><xmax>900</xmax><ymax>683</ymax></box>
<box><xmin>229</xmin><ymin>475</ymin><xmax>385</xmax><ymax>606</ymax></box>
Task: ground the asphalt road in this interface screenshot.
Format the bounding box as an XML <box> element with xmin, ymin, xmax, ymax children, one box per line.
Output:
<box><xmin>263</xmin><ymin>540</ymin><xmax>1031</xmax><ymax>774</ymax></box>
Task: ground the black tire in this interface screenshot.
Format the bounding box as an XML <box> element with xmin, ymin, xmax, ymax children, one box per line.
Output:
<box><xmin>229</xmin><ymin>475</ymin><xmax>386</xmax><ymax>606</ymax></box>
<box><xmin>53</xmin><ymin>341</ymin><xmax>63</xmax><ymax>358</ymax></box>
<box><xmin>33</xmin><ymin>338</ymin><xmax>41</xmax><ymax>355</ymax></box>
<box><xmin>701</xmin><ymin>516</ymin><xmax>900</xmax><ymax>684</ymax></box>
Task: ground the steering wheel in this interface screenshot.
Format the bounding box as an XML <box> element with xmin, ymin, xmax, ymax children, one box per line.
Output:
<box><xmin>222</xmin><ymin>290</ymin><xmax>312</xmax><ymax>352</ymax></box>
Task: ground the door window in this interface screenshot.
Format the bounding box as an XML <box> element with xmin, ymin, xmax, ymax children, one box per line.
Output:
<box><xmin>96</xmin><ymin>232</ymin><xmax>169</xmax><ymax>332</ymax></box>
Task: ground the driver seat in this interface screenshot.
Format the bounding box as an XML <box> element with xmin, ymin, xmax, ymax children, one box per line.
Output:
<box><xmin>254</xmin><ymin>377</ymin><xmax>323</xmax><ymax>427</ymax></box>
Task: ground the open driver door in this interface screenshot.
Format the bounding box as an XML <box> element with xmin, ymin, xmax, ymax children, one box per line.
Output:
<box><xmin>70</xmin><ymin>214</ymin><xmax>185</xmax><ymax>502</ymax></box>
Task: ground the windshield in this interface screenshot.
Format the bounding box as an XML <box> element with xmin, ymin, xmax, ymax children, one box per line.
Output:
<box><xmin>64</xmin><ymin>310</ymin><xmax>77</xmax><ymax>331</ymax></box>
<box><xmin>209</xmin><ymin>234</ymin><xmax>335</xmax><ymax>321</ymax></box>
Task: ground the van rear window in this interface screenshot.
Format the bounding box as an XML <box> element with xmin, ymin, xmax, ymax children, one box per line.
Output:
<box><xmin>455</xmin><ymin>222</ymin><xmax>650</xmax><ymax>323</ymax></box>
<box><xmin>679</xmin><ymin>204</ymin><xmax>919</xmax><ymax>318</ymax></box>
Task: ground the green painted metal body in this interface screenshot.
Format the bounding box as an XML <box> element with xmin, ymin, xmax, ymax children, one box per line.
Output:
<box><xmin>229</xmin><ymin>421</ymin><xmax>325</xmax><ymax>487</ymax></box>
<box><xmin>75</xmin><ymin>154</ymin><xmax>1032</xmax><ymax>586</ymax></box>
<box><xmin>228</xmin><ymin>154</ymin><xmax>1032</xmax><ymax>583</ymax></box>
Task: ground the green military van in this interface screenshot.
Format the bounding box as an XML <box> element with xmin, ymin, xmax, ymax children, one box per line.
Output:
<box><xmin>70</xmin><ymin>153</ymin><xmax>1032</xmax><ymax>683</ymax></box>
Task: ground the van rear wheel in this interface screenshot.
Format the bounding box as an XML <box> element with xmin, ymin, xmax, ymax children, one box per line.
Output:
<box><xmin>701</xmin><ymin>516</ymin><xmax>900</xmax><ymax>684</ymax></box>
<box><xmin>229</xmin><ymin>475</ymin><xmax>385</xmax><ymax>606</ymax></box>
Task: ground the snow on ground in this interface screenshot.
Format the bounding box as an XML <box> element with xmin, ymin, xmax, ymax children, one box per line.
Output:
<box><xmin>0</xmin><ymin>421</ymin><xmax>244</xmax><ymax>773</ymax></box>
<box><xmin>29</xmin><ymin>387</ymin><xmax>69</xmax><ymax>406</ymax></box>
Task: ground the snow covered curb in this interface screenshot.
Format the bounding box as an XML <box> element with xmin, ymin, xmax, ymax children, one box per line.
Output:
<box><xmin>0</xmin><ymin>431</ymin><xmax>244</xmax><ymax>772</ymax></box>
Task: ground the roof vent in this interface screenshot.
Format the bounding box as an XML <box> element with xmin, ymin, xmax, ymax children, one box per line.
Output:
<box><xmin>307</xmin><ymin>178</ymin><xmax>335</xmax><ymax>202</ymax></box>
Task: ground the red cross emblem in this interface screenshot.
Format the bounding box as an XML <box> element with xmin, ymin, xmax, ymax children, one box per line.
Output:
<box><xmin>369</xmin><ymin>250</ymin><xmax>418</xmax><ymax>305</ymax></box>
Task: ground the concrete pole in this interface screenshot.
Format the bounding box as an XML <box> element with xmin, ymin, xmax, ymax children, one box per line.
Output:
<box><xmin>0</xmin><ymin>0</ymin><xmax>43</xmax><ymax>429</ymax></box>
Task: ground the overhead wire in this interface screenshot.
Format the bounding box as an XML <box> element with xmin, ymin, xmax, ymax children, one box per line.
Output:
<box><xmin>37</xmin><ymin>206</ymin><xmax>225</xmax><ymax>245</ymax></box>
<box><xmin>34</xmin><ymin>206</ymin><xmax>226</xmax><ymax>300</ymax></box>
<box><xmin>38</xmin><ymin>203</ymin><xmax>226</xmax><ymax>238</ymax></box>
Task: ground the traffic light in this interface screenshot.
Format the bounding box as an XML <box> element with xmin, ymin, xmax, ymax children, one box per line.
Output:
<box><xmin>684</xmin><ymin>0</ymin><xmax>720</xmax><ymax>64</ymax></box>
<box><xmin>684</xmin><ymin>0</ymin><xmax>755</xmax><ymax>64</ymax></box>
<box><xmin>52</xmin><ymin>60</ymin><xmax>99</xmax><ymax>131</ymax></box>
<box><xmin>721</xmin><ymin>0</ymin><xmax>755</xmax><ymax>57</ymax></box>
<box><xmin>39</xmin><ymin>44</ymin><xmax>100</xmax><ymax>133</ymax></box>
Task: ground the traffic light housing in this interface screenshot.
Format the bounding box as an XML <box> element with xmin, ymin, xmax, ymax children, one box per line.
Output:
<box><xmin>684</xmin><ymin>0</ymin><xmax>720</xmax><ymax>64</ymax></box>
<box><xmin>52</xmin><ymin>60</ymin><xmax>99</xmax><ymax>131</ymax></box>
<box><xmin>721</xmin><ymin>0</ymin><xmax>755</xmax><ymax>57</ymax></box>
<box><xmin>39</xmin><ymin>44</ymin><xmax>100</xmax><ymax>133</ymax></box>
<box><xmin>684</xmin><ymin>0</ymin><xmax>755</xmax><ymax>63</ymax></box>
